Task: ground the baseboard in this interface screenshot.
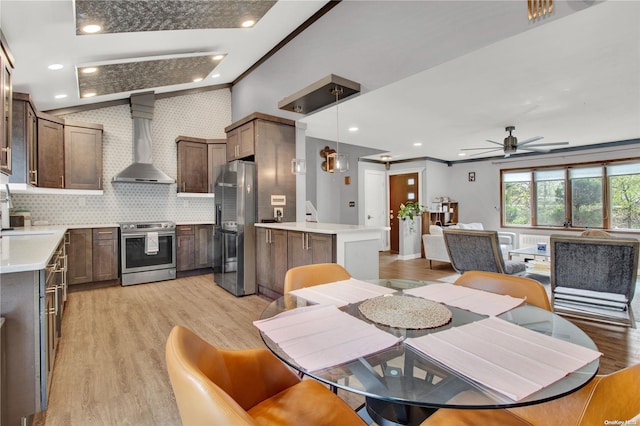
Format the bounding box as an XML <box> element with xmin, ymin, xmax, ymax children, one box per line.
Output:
<box><xmin>397</xmin><ymin>253</ymin><xmax>421</xmax><ymax>261</ymax></box>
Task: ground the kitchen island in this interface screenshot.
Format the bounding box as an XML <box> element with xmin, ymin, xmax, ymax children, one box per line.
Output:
<box><xmin>253</xmin><ymin>222</ymin><xmax>386</xmax><ymax>299</ymax></box>
<box><xmin>0</xmin><ymin>228</ymin><xmax>67</xmax><ymax>426</ymax></box>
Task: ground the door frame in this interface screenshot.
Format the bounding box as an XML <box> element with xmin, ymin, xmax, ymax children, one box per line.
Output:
<box><xmin>388</xmin><ymin>167</ymin><xmax>426</xmax><ymax>252</ymax></box>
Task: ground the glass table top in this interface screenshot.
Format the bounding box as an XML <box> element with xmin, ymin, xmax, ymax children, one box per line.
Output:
<box><xmin>258</xmin><ymin>279</ymin><xmax>599</xmax><ymax>411</ymax></box>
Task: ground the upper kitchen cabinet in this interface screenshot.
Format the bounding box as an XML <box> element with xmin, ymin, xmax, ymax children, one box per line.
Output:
<box><xmin>36</xmin><ymin>111</ymin><xmax>103</xmax><ymax>189</ymax></box>
<box><xmin>64</xmin><ymin>121</ymin><xmax>103</xmax><ymax>189</ymax></box>
<box><xmin>10</xmin><ymin>93</ymin><xmax>37</xmax><ymax>185</ymax></box>
<box><xmin>225</xmin><ymin>113</ymin><xmax>296</xmax><ymax>222</ymax></box>
<box><xmin>176</xmin><ymin>136</ymin><xmax>226</xmax><ymax>193</ymax></box>
<box><xmin>37</xmin><ymin>113</ymin><xmax>65</xmax><ymax>188</ymax></box>
<box><xmin>0</xmin><ymin>37</ymin><xmax>14</xmax><ymax>175</ymax></box>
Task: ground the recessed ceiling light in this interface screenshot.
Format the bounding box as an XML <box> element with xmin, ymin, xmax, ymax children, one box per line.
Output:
<box><xmin>54</xmin><ymin>94</ymin><xmax>67</xmax><ymax>99</ymax></box>
<box><xmin>193</xmin><ymin>77</ymin><xmax>203</xmax><ymax>83</ymax></box>
<box><xmin>48</xmin><ymin>64</ymin><xmax>63</xmax><ymax>70</ymax></box>
<box><xmin>81</xmin><ymin>67</ymin><xmax>97</xmax><ymax>74</ymax></box>
<box><xmin>348</xmin><ymin>127</ymin><xmax>359</xmax><ymax>132</ymax></box>
<box><xmin>82</xmin><ymin>92</ymin><xmax>96</xmax><ymax>98</ymax></box>
<box><xmin>241</xmin><ymin>19</ymin><xmax>255</xmax><ymax>28</ymax></box>
<box><xmin>413</xmin><ymin>142</ymin><xmax>423</xmax><ymax>147</ymax></box>
<box><xmin>212</xmin><ymin>55</ymin><xmax>224</xmax><ymax>61</ymax></box>
<box><xmin>458</xmin><ymin>152</ymin><xmax>467</xmax><ymax>157</ymax></box>
<box><xmin>211</xmin><ymin>73</ymin><xmax>221</xmax><ymax>79</ymax></box>
<box><xmin>82</xmin><ymin>24</ymin><xmax>102</xmax><ymax>34</ymax></box>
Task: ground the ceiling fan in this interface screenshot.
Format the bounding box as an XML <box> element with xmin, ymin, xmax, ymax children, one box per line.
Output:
<box><xmin>462</xmin><ymin>126</ymin><xmax>569</xmax><ymax>158</ymax></box>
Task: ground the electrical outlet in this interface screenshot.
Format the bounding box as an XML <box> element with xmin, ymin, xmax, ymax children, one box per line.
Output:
<box><xmin>274</xmin><ymin>207</ymin><xmax>283</xmax><ymax>218</ymax></box>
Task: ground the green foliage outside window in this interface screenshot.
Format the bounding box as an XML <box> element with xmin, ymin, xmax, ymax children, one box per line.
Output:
<box><xmin>610</xmin><ymin>174</ymin><xmax>640</xmax><ymax>229</ymax></box>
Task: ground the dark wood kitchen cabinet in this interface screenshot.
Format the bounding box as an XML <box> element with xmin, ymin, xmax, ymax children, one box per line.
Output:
<box><xmin>226</xmin><ymin>121</ymin><xmax>255</xmax><ymax>162</ymax></box>
<box><xmin>64</xmin><ymin>121</ymin><xmax>103</xmax><ymax>190</ymax></box>
<box><xmin>67</xmin><ymin>227</ymin><xmax>118</xmax><ymax>285</ymax></box>
<box><xmin>256</xmin><ymin>227</ymin><xmax>288</xmax><ymax>299</ymax></box>
<box><xmin>67</xmin><ymin>228</ymin><xmax>93</xmax><ymax>285</ymax></box>
<box><xmin>176</xmin><ymin>136</ymin><xmax>226</xmax><ymax>193</ymax></box>
<box><xmin>287</xmin><ymin>231</ymin><xmax>336</xmax><ymax>269</ymax></box>
<box><xmin>176</xmin><ymin>225</ymin><xmax>195</xmax><ymax>271</ymax></box>
<box><xmin>92</xmin><ymin>228</ymin><xmax>118</xmax><ymax>281</ymax></box>
<box><xmin>177</xmin><ymin>224</ymin><xmax>213</xmax><ymax>271</ymax></box>
<box><xmin>10</xmin><ymin>92</ymin><xmax>37</xmax><ymax>185</ymax></box>
<box><xmin>0</xmin><ymin>38</ymin><xmax>13</xmax><ymax>175</ymax></box>
<box><xmin>36</xmin><ymin>112</ymin><xmax>103</xmax><ymax>189</ymax></box>
<box><xmin>37</xmin><ymin>113</ymin><xmax>65</xmax><ymax>188</ymax></box>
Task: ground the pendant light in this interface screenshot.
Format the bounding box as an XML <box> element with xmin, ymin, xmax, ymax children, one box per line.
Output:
<box><xmin>327</xmin><ymin>86</ymin><xmax>349</xmax><ymax>173</ymax></box>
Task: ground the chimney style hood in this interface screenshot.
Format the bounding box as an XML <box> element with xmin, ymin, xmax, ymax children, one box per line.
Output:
<box><xmin>112</xmin><ymin>92</ymin><xmax>175</xmax><ymax>184</ymax></box>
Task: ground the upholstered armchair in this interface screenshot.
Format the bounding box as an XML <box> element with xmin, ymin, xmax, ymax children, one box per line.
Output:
<box><xmin>550</xmin><ymin>234</ymin><xmax>639</xmax><ymax>327</ymax></box>
<box><xmin>442</xmin><ymin>228</ymin><xmax>526</xmax><ymax>275</ymax></box>
<box><xmin>423</xmin><ymin>223</ymin><xmax>516</xmax><ymax>269</ymax></box>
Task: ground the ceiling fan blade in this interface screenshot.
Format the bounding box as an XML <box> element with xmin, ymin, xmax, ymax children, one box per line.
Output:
<box><xmin>470</xmin><ymin>148</ymin><xmax>503</xmax><ymax>157</ymax></box>
<box><xmin>485</xmin><ymin>139</ymin><xmax>504</xmax><ymax>146</ymax></box>
<box><xmin>518</xmin><ymin>136</ymin><xmax>544</xmax><ymax>146</ymax></box>
<box><xmin>518</xmin><ymin>146</ymin><xmax>551</xmax><ymax>153</ymax></box>
<box><xmin>522</xmin><ymin>141</ymin><xmax>569</xmax><ymax>147</ymax></box>
<box><xmin>461</xmin><ymin>147</ymin><xmax>503</xmax><ymax>151</ymax></box>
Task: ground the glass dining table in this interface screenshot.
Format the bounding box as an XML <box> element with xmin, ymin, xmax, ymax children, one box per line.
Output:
<box><xmin>257</xmin><ymin>279</ymin><xmax>599</xmax><ymax>426</ymax></box>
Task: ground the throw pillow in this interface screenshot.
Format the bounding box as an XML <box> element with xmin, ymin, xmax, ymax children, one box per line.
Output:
<box><xmin>458</xmin><ymin>222</ymin><xmax>484</xmax><ymax>230</ymax></box>
<box><xmin>429</xmin><ymin>225</ymin><xmax>443</xmax><ymax>235</ymax></box>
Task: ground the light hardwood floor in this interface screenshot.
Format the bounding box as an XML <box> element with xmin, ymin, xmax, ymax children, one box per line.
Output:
<box><xmin>35</xmin><ymin>253</ymin><xmax>640</xmax><ymax>425</ymax></box>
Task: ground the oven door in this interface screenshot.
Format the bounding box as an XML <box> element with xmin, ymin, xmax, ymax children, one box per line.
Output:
<box><xmin>121</xmin><ymin>231</ymin><xmax>176</xmax><ymax>274</ymax></box>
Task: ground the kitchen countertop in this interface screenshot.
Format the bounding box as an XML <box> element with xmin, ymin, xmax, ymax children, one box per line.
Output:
<box><xmin>1</xmin><ymin>228</ymin><xmax>67</xmax><ymax>274</ymax></box>
<box><xmin>254</xmin><ymin>222</ymin><xmax>389</xmax><ymax>234</ymax></box>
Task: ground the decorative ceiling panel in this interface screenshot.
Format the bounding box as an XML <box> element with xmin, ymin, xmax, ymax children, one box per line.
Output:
<box><xmin>77</xmin><ymin>55</ymin><xmax>223</xmax><ymax>97</ymax></box>
<box><xmin>75</xmin><ymin>0</ymin><xmax>277</xmax><ymax>34</ymax></box>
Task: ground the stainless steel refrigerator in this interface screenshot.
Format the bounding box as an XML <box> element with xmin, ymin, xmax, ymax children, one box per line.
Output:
<box><xmin>213</xmin><ymin>160</ymin><xmax>256</xmax><ymax>296</ymax></box>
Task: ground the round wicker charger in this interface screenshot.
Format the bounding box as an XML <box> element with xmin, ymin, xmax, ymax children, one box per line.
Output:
<box><xmin>358</xmin><ymin>295</ymin><xmax>452</xmax><ymax>329</ymax></box>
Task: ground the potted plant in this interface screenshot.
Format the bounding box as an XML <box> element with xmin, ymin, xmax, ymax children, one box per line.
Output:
<box><xmin>398</xmin><ymin>201</ymin><xmax>426</xmax><ymax>233</ymax></box>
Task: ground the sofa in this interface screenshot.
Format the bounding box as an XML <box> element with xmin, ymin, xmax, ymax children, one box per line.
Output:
<box><xmin>422</xmin><ymin>223</ymin><xmax>516</xmax><ymax>268</ymax></box>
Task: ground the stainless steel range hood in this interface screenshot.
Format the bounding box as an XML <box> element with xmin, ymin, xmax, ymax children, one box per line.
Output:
<box><xmin>112</xmin><ymin>93</ymin><xmax>175</xmax><ymax>184</ymax></box>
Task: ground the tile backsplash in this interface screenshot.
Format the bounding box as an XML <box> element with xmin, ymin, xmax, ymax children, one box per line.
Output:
<box><xmin>12</xmin><ymin>89</ymin><xmax>231</xmax><ymax>225</ymax></box>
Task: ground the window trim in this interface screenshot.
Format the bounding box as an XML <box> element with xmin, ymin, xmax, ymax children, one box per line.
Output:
<box><xmin>500</xmin><ymin>157</ymin><xmax>640</xmax><ymax>233</ymax></box>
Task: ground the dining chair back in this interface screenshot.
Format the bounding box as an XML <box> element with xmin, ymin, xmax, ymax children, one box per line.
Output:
<box><xmin>284</xmin><ymin>263</ymin><xmax>351</xmax><ymax>294</ymax></box>
<box><xmin>443</xmin><ymin>229</ymin><xmax>526</xmax><ymax>275</ymax></box>
<box><xmin>550</xmin><ymin>234</ymin><xmax>639</xmax><ymax>327</ymax></box>
<box><xmin>421</xmin><ymin>363</ymin><xmax>640</xmax><ymax>425</ymax></box>
<box><xmin>454</xmin><ymin>270</ymin><xmax>552</xmax><ymax>311</ymax></box>
<box><xmin>165</xmin><ymin>325</ymin><xmax>365</xmax><ymax>426</ymax></box>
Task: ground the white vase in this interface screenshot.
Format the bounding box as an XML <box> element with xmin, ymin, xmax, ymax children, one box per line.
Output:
<box><xmin>398</xmin><ymin>216</ymin><xmax>421</xmax><ymax>260</ymax></box>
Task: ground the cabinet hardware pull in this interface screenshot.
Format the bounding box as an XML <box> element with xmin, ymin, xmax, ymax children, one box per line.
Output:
<box><xmin>32</xmin><ymin>170</ymin><xmax>38</xmax><ymax>185</ymax></box>
<box><xmin>98</xmin><ymin>231</ymin><xmax>112</xmax><ymax>234</ymax></box>
<box><xmin>61</xmin><ymin>175</ymin><xmax>64</xmax><ymax>188</ymax></box>
<box><xmin>99</xmin><ymin>177</ymin><xmax>101</xmax><ymax>189</ymax></box>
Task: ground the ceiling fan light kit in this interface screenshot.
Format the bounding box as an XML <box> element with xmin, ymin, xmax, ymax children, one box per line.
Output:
<box><xmin>461</xmin><ymin>125</ymin><xmax>569</xmax><ymax>158</ymax></box>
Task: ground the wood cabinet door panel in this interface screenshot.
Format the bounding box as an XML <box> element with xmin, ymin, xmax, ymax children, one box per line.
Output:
<box><xmin>255</xmin><ymin>227</ymin><xmax>270</xmax><ymax>288</ymax></box>
<box><xmin>309</xmin><ymin>234</ymin><xmax>336</xmax><ymax>264</ymax></box>
<box><xmin>271</xmin><ymin>229</ymin><xmax>288</xmax><ymax>295</ymax></box>
<box><xmin>1</xmin><ymin>56</ymin><xmax>12</xmax><ymax>175</ymax></box>
<box><xmin>237</xmin><ymin>121</ymin><xmax>255</xmax><ymax>159</ymax></box>
<box><xmin>64</xmin><ymin>126</ymin><xmax>102</xmax><ymax>190</ymax></box>
<box><xmin>37</xmin><ymin>119</ymin><xmax>64</xmax><ymax>188</ymax></box>
<box><xmin>226</xmin><ymin>128</ymin><xmax>239</xmax><ymax>162</ymax></box>
<box><xmin>67</xmin><ymin>229</ymin><xmax>93</xmax><ymax>285</ymax></box>
<box><xmin>194</xmin><ymin>225</ymin><xmax>212</xmax><ymax>268</ymax></box>
<box><xmin>207</xmin><ymin>144</ymin><xmax>226</xmax><ymax>193</ymax></box>
<box><xmin>177</xmin><ymin>141</ymin><xmax>207</xmax><ymax>193</ymax></box>
<box><xmin>286</xmin><ymin>231</ymin><xmax>310</xmax><ymax>269</ymax></box>
<box><xmin>176</xmin><ymin>232</ymin><xmax>195</xmax><ymax>272</ymax></box>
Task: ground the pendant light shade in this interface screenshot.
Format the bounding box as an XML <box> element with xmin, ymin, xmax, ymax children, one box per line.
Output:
<box><xmin>327</xmin><ymin>86</ymin><xmax>349</xmax><ymax>173</ymax></box>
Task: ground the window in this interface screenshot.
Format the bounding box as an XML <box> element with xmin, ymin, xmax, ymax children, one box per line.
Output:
<box><xmin>608</xmin><ymin>163</ymin><xmax>640</xmax><ymax>230</ymax></box>
<box><xmin>503</xmin><ymin>172</ymin><xmax>531</xmax><ymax>226</ymax></box>
<box><xmin>501</xmin><ymin>159</ymin><xmax>640</xmax><ymax>231</ymax></box>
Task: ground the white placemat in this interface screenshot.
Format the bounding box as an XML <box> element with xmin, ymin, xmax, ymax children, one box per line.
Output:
<box><xmin>289</xmin><ymin>278</ymin><xmax>396</xmax><ymax>307</ymax></box>
<box><xmin>254</xmin><ymin>304</ymin><xmax>402</xmax><ymax>371</ymax></box>
<box><xmin>405</xmin><ymin>317</ymin><xmax>601</xmax><ymax>401</ymax></box>
<box><xmin>404</xmin><ymin>283</ymin><xmax>525</xmax><ymax>316</ymax></box>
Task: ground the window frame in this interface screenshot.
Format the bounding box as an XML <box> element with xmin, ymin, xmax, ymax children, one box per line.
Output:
<box><xmin>500</xmin><ymin>158</ymin><xmax>640</xmax><ymax>233</ymax></box>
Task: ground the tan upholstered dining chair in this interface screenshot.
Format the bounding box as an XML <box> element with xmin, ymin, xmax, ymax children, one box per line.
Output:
<box><xmin>165</xmin><ymin>325</ymin><xmax>365</xmax><ymax>426</ymax></box>
<box><xmin>421</xmin><ymin>363</ymin><xmax>640</xmax><ymax>425</ymax></box>
<box><xmin>454</xmin><ymin>271</ymin><xmax>552</xmax><ymax>311</ymax></box>
<box><xmin>284</xmin><ymin>262</ymin><xmax>351</xmax><ymax>294</ymax></box>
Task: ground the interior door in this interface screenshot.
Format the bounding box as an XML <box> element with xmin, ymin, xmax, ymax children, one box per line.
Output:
<box><xmin>389</xmin><ymin>172</ymin><xmax>419</xmax><ymax>253</ymax></box>
<box><xmin>364</xmin><ymin>169</ymin><xmax>388</xmax><ymax>250</ymax></box>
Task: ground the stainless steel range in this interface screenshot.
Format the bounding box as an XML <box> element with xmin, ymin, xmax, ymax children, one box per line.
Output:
<box><xmin>119</xmin><ymin>221</ymin><xmax>176</xmax><ymax>286</ymax></box>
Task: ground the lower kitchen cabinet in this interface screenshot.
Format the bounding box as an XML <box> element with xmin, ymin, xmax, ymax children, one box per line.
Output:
<box><xmin>256</xmin><ymin>227</ymin><xmax>288</xmax><ymax>298</ymax></box>
<box><xmin>67</xmin><ymin>227</ymin><xmax>118</xmax><ymax>285</ymax></box>
<box><xmin>287</xmin><ymin>231</ymin><xmax>336</xmax><ymax>269</ymax></box>
<box><xmin>92</xmin><ymin>228</ymin><xmax>118</xmax><ymax>281</ymax></box>
<box><xmin>177</xmin><ymin>224</ymin><xmax>212</xmax><ymax>272</ymax></box>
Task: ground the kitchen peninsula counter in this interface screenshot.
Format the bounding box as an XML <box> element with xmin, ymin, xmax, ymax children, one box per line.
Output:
<box><xmin>254</xmin><ymin>222</ymin><xmax>385</xmax><ymax>285</ymax></box>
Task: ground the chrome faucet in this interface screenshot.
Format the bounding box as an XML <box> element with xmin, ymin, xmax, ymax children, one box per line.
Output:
<box><xmin>1</xmin><ymin>183</ymin><xmax>13</xmax><ymax>230</ymax></box>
